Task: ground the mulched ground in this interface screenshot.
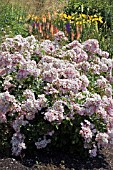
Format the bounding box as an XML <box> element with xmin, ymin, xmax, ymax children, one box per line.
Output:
<box><xmin>0</xmin><ymin>147</ymin><xmax>113</xmax><ymax>170</ymax></box>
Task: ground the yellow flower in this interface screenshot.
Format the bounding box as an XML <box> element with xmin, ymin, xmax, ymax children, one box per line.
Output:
<box><xmin>92</xmin><ymin>18</ymin><xmax>98</xmax><ymax>22</ymax></box>
<box><xmin>59</xmin><ymin>13</ymin><xmax>63</xmax><ymax>17</ymax></box>
<box><xmin>82</xmin><ymin>19</ymin><xmax>86</xmax><ymax>24</ymax></box>
<box><xmin>67</xmin><ymin>15</ymin><xmax>72</xmax><ymax>20</ymax></box>
<box><xmin>34</xmin><ymin>16</ymin><xmax>38</xmax><ymax>21</ymax></box>
<box><xmin>62</xmin><ymin>18</ymin><xmax>65</xmax><ymax>22</ymax></box>
<box><xmin>63</xmin><ymin>13</ymin><xmax>67</xmax><ymax>19</ymax></box>
<box><xmin>19</xmin><ymin>16</ymin><xmax>22</xmax><ymax>20</ymax></box>
<box><xmin>59</xmin><ymin>13</ymin><xmax>64</xmax><ymax>19</ymax></box>
<box><xmin>88</xmin><ymin>15</ymin><xmax>93</xmax><ymax>20</ymax></box>
<box><xmin>70</xmin><ymin>20</ymin><xmax>74</xmax><ymax>24</ymax></box>
<box><xmin>31</xmin><ymin>17</ymin><xmax>34</xmax><ymax>20</ymax></box>
<box><xmin>54</xmin><ymin>11</ymin><xmax>58</xmax><ymax>16</ymax></box>
<box><xmin>76</xmin><ymin>17</ymin><xmax>80</xmax><ymax>21</ymax></box>
<box><xmin>32</xmin><ymin>14</ymin><xmax>35</xmax><ymax>18</ymax></box>
<box><xmin>53</xmin><ymin>12</ymin><xmax>58</xmax><ymax>19</ymax></box>
<box><xmin>98</xmin><ymin>16</ymin><xmax>103</xmax><ymax>23</ymax></box>
<box><xmin>86</xmin><ymin>19</ymin><xmax>91</xmax><ymax>23</ymax></box>
<box><xmin>94</xmin><ymin>14</ymin><xmax>98</xmax><ymax>18</ymax></box>
<box><xmin>26</xmin><ymin>14</ymin><xmax>32</xmax><ymax>20</ymax></box>
<box><xmin>76</xmin><ymin>21</ymin><xmax>82</xmax><ymax>25</ymax></box>
<box><xmin>71</xmin><ymin>16</ymin><xmax>75</xmax><ymax>20</ymax></box>
<box><xmin>79</xmin><ymin>14</ymin><xmax>87</xmax><ymax>19</ymax></box>
<box><xmin>92</xmin><ymin>17</ymin><xmax>103</xmax><ymax>23</ymax></box>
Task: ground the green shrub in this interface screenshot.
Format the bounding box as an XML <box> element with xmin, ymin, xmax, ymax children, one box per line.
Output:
<box><xmin>63</xmin><ymin>0</ymin><xmax>113</xmax><ymax>29</ymax></box>
<box><xmin>60</xmin><ymin>0</ymin><xmax>113</xmax><ymax>57</ymax></box>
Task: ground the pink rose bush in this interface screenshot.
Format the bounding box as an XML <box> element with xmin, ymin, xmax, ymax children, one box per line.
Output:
<box><xmin>0</xmin><ymin>31</ymin><xmax>113</xmax><ymax>157</ymax></box>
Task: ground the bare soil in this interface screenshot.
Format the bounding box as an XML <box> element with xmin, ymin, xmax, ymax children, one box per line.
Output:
<box><xmin>0</xmin><ymin>147</ymin><xmax>113</xmax><ymax>170</ymax></box>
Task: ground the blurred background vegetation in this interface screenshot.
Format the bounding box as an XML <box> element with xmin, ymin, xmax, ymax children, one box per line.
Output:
<box><xmin>0</xmin><ymin>0</ymin><xmax>113</xmax><ymax>57</ymax></box>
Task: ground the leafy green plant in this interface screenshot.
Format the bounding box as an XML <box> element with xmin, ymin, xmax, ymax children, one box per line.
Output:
<box><xmin>63</xmin><ymin>0</ymin><xmax>113</xmax><ymax>29</ymax></box>
<box><xmin>0</xmin><ymin>0</ymin><xmax>29</xmax><ymax>43</ymax></box>
<box><xmin>61</xmin><ymin>0</ymin><xmax>113</xmax><ymax>57</ymax></box>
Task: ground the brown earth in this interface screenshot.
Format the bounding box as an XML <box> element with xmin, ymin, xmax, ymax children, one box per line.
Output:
<box><xmin>0</xmin><ymin>147</ymin><xmax>113</xmax><ymax>170</ymax></box>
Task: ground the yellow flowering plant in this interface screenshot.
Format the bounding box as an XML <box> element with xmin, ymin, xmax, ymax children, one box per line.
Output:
<box><xmin>52</xmin><ymin>12</ymin><xmax>103</xmax><ymax>41</ymax></box>
<box><xmin>25</xmin><ymin>11</ymin><xmax>103</xmax><ymax>42</ymax></box>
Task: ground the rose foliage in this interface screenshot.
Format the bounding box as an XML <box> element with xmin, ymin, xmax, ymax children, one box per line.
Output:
<box><xmin>0</xmin><ymin>31</ymin><xmax>113</xmax><ymax>157</ymax></box>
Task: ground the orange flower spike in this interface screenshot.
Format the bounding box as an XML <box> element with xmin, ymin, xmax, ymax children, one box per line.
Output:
<box><xmin>76</xmin><ymin>24</ymin><xmax>81</xmax><ymax>40</ymax></box>
<box><xmin>76</xmin><ymin>31</ymin><xmax>81</xmax><ymax>40</ymax></box>
<box><xmin>46</xmin><ymin>22</ymin><xmax>50</xmax><ymax>29</ymax></box>
<box><xmin>71</xmin><ymin>32</ymin><xmax>75</xmax><ymax>41</ymax></box>
<box><xmin>53</xmin><ymin>25</ymin><xmax>56</xmax><ymax>34</ymax></box>
<box><xmin>50</xmin><ymin>24</ymin><xmax>54</xmax><ymax>37</ymax></box>
<box><xmin>76</xmin><ymin>24</ymin><xmax>79</xmax><ymax>32</ymax></box>
<box><xmin>54</xmin><ymin>11</ymin><xmax>58</xmax><ymax>19</ymax></box>
<box><xmin>28</xmin><ymin>25</ymin><xmax>33</xmax><ymax>35</ymax></box>
<box><xmin>46</xmin><ymin>34</ymin><xmax>50</xmax><ymax>39</ymax></box>
<box><xmin>55</xmin><ymin>27</ymin><xmax>59</xmax><ymax>33</ymax></box>
<box><xmin>48</xmin><ymin>12</ymin><xmax>51</xmax><ymax>21</ymax></box>
<box><xmin>39</xmin><ymin>23</ymin><xmax>42</xmax><ymax>33</ymax></box>
<box><xmin>42</xmin><ymin>16</ymin><xmax>46</xmax><ymax>23</ymax></box>
<box><xmin>34</xmin><ymin>23</ymin><xmax>37</xmax><ymax>30</ymax></box>
<box><xmin>79</xmin><ymin>24</ymin><xmax>82</xmax><ymax>33</ymax></box>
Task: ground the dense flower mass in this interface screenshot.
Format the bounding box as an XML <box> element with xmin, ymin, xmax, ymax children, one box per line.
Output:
<box><xmin>0</xmin><ymin>32</ymin><xmax>113</xmax><ymax>157</ymax></box>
